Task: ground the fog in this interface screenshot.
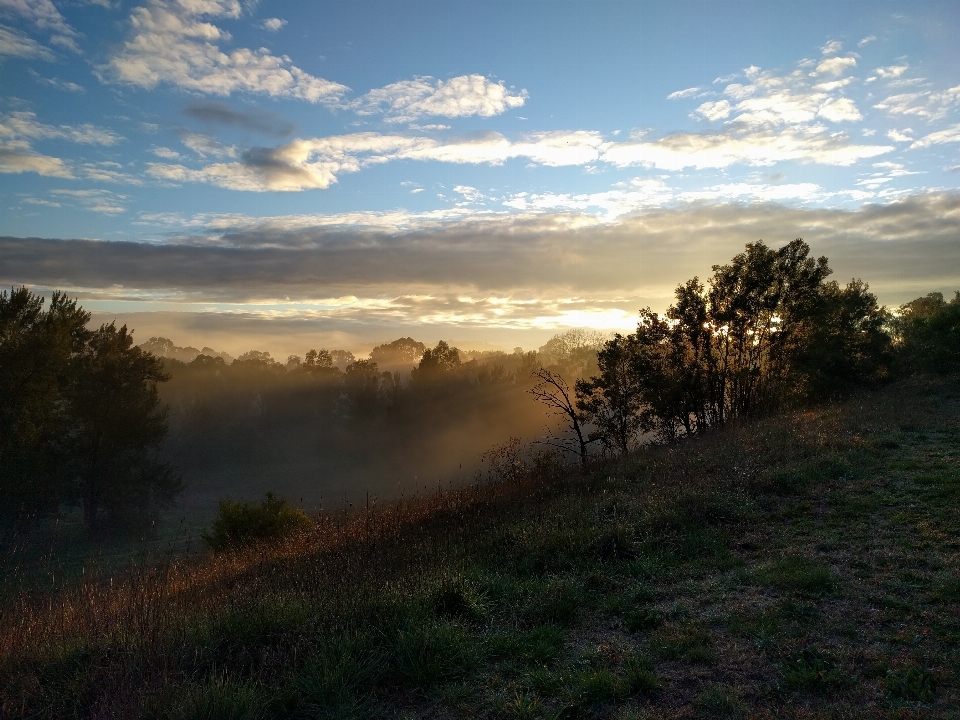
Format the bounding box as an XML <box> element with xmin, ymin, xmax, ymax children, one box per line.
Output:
<box><xmin>152</xmin><ymin>331</ymin><xmax>605</xmax><ymax>526</ymax></box>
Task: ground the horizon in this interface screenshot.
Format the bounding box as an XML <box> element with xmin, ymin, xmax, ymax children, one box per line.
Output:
<box><xmin>2</xmin><ymin>0</ymin><xmax>959</xmax><ymax>352</ymax></box>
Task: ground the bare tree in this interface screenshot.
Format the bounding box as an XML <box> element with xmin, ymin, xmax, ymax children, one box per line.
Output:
<box><xmin>528</xmin><ymin>367</ymin><xmax>592</xmax><ymax>468</ymax></box>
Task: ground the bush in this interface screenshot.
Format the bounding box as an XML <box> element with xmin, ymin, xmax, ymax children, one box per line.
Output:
<box><xmin>203</xmin><ymin>492</ymin><xmax>312</xmax><ymax>551</ymax></box>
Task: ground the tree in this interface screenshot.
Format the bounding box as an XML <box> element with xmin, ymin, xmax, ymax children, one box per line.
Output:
<box><xmin>891</xmin><ymin>291</ymin><xmax>960</xmax><ymax>375</ymax></box>
<box><xmin>529</xmin><ymin>367</ymin><xmax>592</xmax><ymax>468</ymax></box>
<box><xmin>0</xmin><ymin>288</ymin><xmax>90</xmax><ymax>529</ymax></box>
<box><xmin>537</xmin><ymin>329</ymin><xmax>606</xmax><ymax>378</ymax></box>
<box><xmin>370</xmin><ymin>337</ymin><xmax>426</xmax><ymax>368</ymax></box>
<box><xmin>342</xmin><ymin>359</ymin><xmax>381</xmax><ymax>417</ymax></box>
<box><xmin>69</xmin><ymin>322</ymin><xmax>180</xmax><ymax>536</ymax></box>
<box><xmin>576</xmin><ymin>239</ymin><xmax>892</xmax><ymax>444</ymax></box>
<box><xmin>412</xmin><ymin>340</ymin><xmax>461</xmax><ymax>380</ymax></box>
<box><xmin>575</xmin><ymin>334</ymin><xmax>648</xmax><ymax>455</ymax></box>
<box><xmin>794</xmin><ymin>279</ymin><xmax>892</xmax><ymax>397</ymax></box>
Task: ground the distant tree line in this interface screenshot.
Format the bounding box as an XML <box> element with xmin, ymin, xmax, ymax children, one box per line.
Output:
<box><xmin>533</xmin><ymin>239</ymin><xmax>959</xmax><ymax>463</ymax></box>
<box><xmin>0</xmin><ymin>288</ymin><xmax>178</xmax><ymax>536</ymax></box>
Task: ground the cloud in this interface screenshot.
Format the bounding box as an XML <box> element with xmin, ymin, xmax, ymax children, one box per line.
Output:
<box><xmin>886</xmin><ymin>128</ymin><xmax>913</xmax><ymax>142</ymax></box>
<box><xmin>261</xmin><ymin>17</ymin><xmax>285</xmax><ymax>31</ymax></box>
<box><xmin>667</xmin><ymin>87</ymin><xmax>702</xmax><ymax>100</ymax></box>
<box><xmin>0</xmin><ymin>143</ymin><xmax>72</xmax><ymax>177</ymax></box>
<box><xmin>687</xmin><ymin>63</ymin><xmax>865</xmax><ymax>130</ymax></box>
<box><xmin>503</xmin><ymin>178</ymin><xmax>674</xmax><ymax>219</ymax></box>
<box><xmin>0</xmin><ymin>111</ymin><xmax>122</xmax><ymax>145</ymax></box>
<box><xmin>184</xmin><ymin>100</ymin><xmax>294</xmax><ymax>136</ymax></box>
<box><xmin>4</xmin><ymin>193</ymin><xmax>959</xmax><ymax>332</ymax></box>
<box><xmin>0</xmin><ymin>0</ymin><xmax>81</xmax><ymax>52</ymax></box>
<box><xmin>600</xmin><ymin>126</ymin><xmax>890</xmax><ymax>170</ymax></box>
<box><xmin>0</xmin><ymin>24</ymin><xmax>53</xmax><ymax>59</ymax></box>
<box><xmin>909</xmin><ymin>124</ymin><xmax>960</xmax><ymax>149</ymax></box>
<box><xmin>0</xmin><ymin>0</ymin><xmax>76</xmax><ymax>35</ymax></box>
<box><xmin>874</xmin><ymin>84</ymin><xmax>960</xmax><ymax>121</ymax></box>
<box><xmin>51</xmin><ymin>188</ymin><xmax>127</xmax><ymax>214</ymax></box>
<box><xmin>147</xmin><ymin>130</ymin><xmax>610</xmax><ymax>191</ymax></box>
<box><xmin>693</xmin><ymin>100</ymin><xmax>731</xmax><ymax>121</ymax></box>
<box><xmin>105</xmin><ymin>0</ymin><xmax>348</xmax><ymax>103</ymax></box>
<box><xmin>817</xmin><ymin>97</ymin><xmax>862</xmax><ymax>123</ymax></box>
<box><xmin>0</xmin><ymin>112</ymin><xmax>123</xmax><ymax>179</ymax></box>
<box><xmin>349</xmin><ymin>74</ymin><xmax>527</xmax><ymax>123</ymax></box>
<box><xmin>875</xmin><ymin>65</ymin><xmax>908</xmax><ymax>79</ymax></box>
<box><xmin>812</xmin><ymin>56</ymin><xmax>857</xmax><ymax>77</ymax></box>
<box><xmin>821</xmin><ymin>40</ymin><xmax>843</xmax><ymax>55</ymax></box>
<box><xmin>21</xmin><ymin>196</ymin><xmax>60</xmax><ymax>207</ymax></box>
<box><xmin>31</xmin><ymin>73</ymin><xmax>85</xmax><ymax>92</ymax></box>
<box><xmin>179</xmin><ymin>129</ymin><xmax>236</xmax><ymax>158</ymax></box>
<box><xmin>858</xmin><ymin>35</ymin><xmax>876</xmax><ymax>47</ymax></box>
<box><xmin>151</xmin><ymin>146</ymin><xmax>183</xmax><ymax>159</ymax></box>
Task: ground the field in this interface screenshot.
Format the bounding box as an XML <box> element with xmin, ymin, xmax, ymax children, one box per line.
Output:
<box><xmin>2</xmin><ymin>375</ymin><xmax>959</xmax><ymax>718</ymax></box>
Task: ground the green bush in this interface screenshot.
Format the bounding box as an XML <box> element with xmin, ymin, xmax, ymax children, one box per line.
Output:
<box><xmin>203</xmin><ymin>492</ymin><xmax>312</xmax><ymax>551</ymax></box>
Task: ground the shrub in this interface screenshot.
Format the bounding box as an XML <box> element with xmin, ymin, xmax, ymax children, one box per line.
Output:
<box><xmin>203</xmin><ymin>492</ymin><xmax>312</xmax><ymax>551</ymax></box>
<box><xmin>884</xmin><ymin>664</ymin><xmax>936</xmax><ymax>702</ymax></box>
<box><xmin>781</xmin><ymin>648</ymin><xmax>846</xmax><ymax>691</ymax></box>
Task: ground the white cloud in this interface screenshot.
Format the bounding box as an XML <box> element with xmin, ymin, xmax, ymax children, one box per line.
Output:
<box><xmin>812</xmin><ymin>56</ymin><xmax>857</xmax><ymax>77</ymax></box>
<box><xmin>874</xmin><ymin>84</ymin><xmax>960</xmax><ymax>121</ymax></box>
<box><xmin>0</xmin><ymin>0</ymin><xmax>75</xmax><ymax>33</ymax></box>
<box><xmin>858</xmin><ymin>35</ymin><xmax>876</xmax><ymax>47</ymax></box>
<box><xmin>910</xmin><ymin>124</ymin><xmax>960</xmax><ymax>149</ymax></box>
<box><xmin>151</xmin><ymin>146</ymin><xmax>183</xmax><ymax>159</ymax></box>
<box><xmin>679</xmin><ymin>182</ymin><xmax>824</xmax><ymax>203</ymax></box>
<box><xmin>179</xmin><ymin>130</ymin><xmax>235</xmax><ymax>158</ymax></box>
<box><xmin>601</xmin><ymin>127</ymin><xmax>891</xmax><ymax>170</ymax></box>
<box><xmin>51</xmin><ymin>187</ymin><xmax>127</xmax><ymax>214</ymax></box>
<box><xmin>105</xmin><ymin>0</ymin><xmax>348</xmax><ymax>103</ymax></box>
<box><xmin>149</xmin><ymin>130</ymin><xmax>610</xmax><ymax>191</ymax></box>
<box><xmin>79</xmin><ymin>161</ymin><xmax>143</xmax><ymax>184</ymax></box>
<box><xmin>693</xmin><ymin>100</ymin><xmax>731</xmax><ymax>121</ymax></box>
<box><xmin>667</xmin><ymin>86</ymin><xmax>702</xmax><ymax>100</ymax></box>
<box><xmin>686</xmin><ymin>66</ymin><xmax>865</xmax><ymax>130</ymax></box>
<box><xmin>0</xmin><ymin>0</ymin><xmax>82</xmax><ymax>54</ymax></box>
<box><xmin>0</xmin><ymin>143</ymin><xmax>72</xmax><ymax>177</ymax></box>
<box><xmin>821</xmin><ymin>40</ymin><xmax>843</xmax><ymax>55</ymax></box>
<box><xmin>886</xmin><ymin>128</ymin><xmax>913</xmax><ymax>142</ymax></box>
<box><xmin>408</xmin><ymin>124</ymin><xmax>451</xmax><ymax>131</ymax></box>
<box><xmin>872</xmin><ymin>161</ymin><xmax>922</xmax><ymax>177</ymax></box>
<box><xmin>502</xmin><ymin>178</ymin><xmax>674</xmax><ymax>219</ymax></box>
<box><xmin>261</xmin><ymin>17</ymin><xmax>285</xmax><ymax>31</ymax></box>
<box><xmin>0</xmin><ymin>24</ymin><xmax>54</xmax><ymax>59</ymax></box>
<box><xmin>0</xmin><ymin>111</ymin><xmax>122</xmax><ymax>145</ymax></box>
<box><xmin>33</xmin><ymin>74</ymin><xmax>85</xmax><ymax>92</ymax></box>
<box><xmin>22</xmin><ymin>196</ymin><xmax>61</xmax><ymax>207</ymax></box>
<box><xmin>876</xmin><ymin>65</ymin><xmax>908</xmax><ymax>79</ymax></box>
<box><xmin>818</xmin><ymin>97</ymin><xmax>862</xmax><ymax>123</ymax></box>
<box><xmin>350</xmin><ymin>74</ymin><xmax>527</xmax><ymax>123</ymax></box>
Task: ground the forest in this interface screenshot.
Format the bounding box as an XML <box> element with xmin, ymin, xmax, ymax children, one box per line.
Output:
<box><xmin>2</xmin><ymin>238</ymin><xmax>958</xmax><ymax>542</ymax></box>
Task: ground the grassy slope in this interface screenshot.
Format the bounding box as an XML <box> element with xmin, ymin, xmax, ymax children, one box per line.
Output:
<box><xmin>2</xmin><ymin>376</ymin><xmax>959</xmax><ymax>719</ymax></box>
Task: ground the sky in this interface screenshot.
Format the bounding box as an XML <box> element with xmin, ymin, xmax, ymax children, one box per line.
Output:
<box><xmin>1</xmin><ymin>0</ymin><xmax>959</xmax><ymax>357</ymax></box>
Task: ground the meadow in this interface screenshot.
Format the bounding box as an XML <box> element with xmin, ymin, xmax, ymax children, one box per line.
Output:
<box><xmin>2</xmin><ymin>374</ymin><xmax>957</xmax><ymax>718</ymax></box>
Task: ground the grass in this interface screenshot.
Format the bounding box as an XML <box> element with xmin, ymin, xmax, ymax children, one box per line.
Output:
<box><xmin>2</xmin><ymin>375</ymin><xmax>960</xmax><ymax>717</ymax></box>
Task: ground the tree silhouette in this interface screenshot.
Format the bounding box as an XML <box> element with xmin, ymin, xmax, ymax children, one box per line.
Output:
<box><xmin>0</xmin><ymin>288</ymin><xmax>90</xmax><ymax>529</ymax></box>
<box><xmin>69</xmin><ymin>322</ymin><xmax>180</xmax><ymax>536</ymax></box>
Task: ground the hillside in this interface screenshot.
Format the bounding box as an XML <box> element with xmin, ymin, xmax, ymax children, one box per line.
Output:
<box><xmin>2</xmin><ymin>376</ymin><xmax>959</xmax><ymax>718</ymax></box>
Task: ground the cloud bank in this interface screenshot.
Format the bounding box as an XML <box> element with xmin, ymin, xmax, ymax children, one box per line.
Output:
<box><xmin>4</xmin><ymin>194</ymin><xmax>959</xmax><ymax>331</ymax></box>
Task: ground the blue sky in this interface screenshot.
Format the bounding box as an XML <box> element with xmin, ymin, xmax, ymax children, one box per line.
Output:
<box><xmin>1</xmin><ymin>0</ymin><xmax>959</xmax><ymax>355</ymax></box>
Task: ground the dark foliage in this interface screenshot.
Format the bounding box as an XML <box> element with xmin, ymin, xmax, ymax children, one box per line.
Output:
<box><xmin>891</xmin><ymin>291</ymin><xmax>960</xmax><ymax>375</ymax></box>
<box><xmin>203</xmin><ymin>492</ymin><xmax>312</xmax><ymax>551</ymax></box>
<box><xmin>0</xmin><ymin>288</ymin><xmax>178</xmax><ymax>537</ymax></box>
<box><xmin>572</xmin><ymin>240</ymin><xmax>894</xmax><ymax>448</ymax></box>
